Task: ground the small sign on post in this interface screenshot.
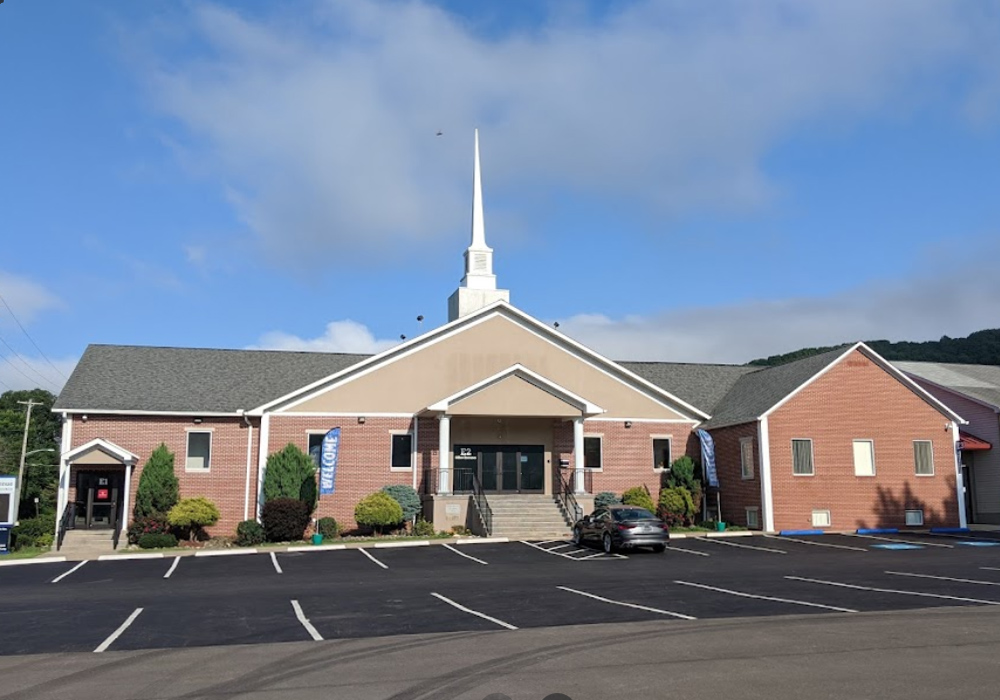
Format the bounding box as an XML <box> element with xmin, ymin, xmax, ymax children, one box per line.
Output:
<box><xmin>0</xmin><ymin>476</ymin><xmax>15</xmax><ymax>555</ymax></box>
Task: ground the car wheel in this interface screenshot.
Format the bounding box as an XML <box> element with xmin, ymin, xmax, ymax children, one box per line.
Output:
<box><xmin>651</xmin><ymin>544</ymin><xmax>666</xmax><ymax>553</ymax></box>
<box><xmin>571</xmin><ymin>527</ymin><xmax>582</xmax><ymax>545</ymax></box>
<box><xmin>602</xmin><ymin>533</ymin><xmax>614</xmax><ymax>554</ymax></box>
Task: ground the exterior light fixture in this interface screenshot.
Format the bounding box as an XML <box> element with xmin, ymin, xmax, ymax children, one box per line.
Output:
<box><xmin>358</xmin><ymin>416</ymin><xmax>366</xmax><ymax>425</ymax></box>
<box><xmin>624</xmin><ymin>421</ymin><xmax>633</xmax><ymax>429</ymax></box>
<box><xmin>193</xmin><ymin>417</ymin><xmax>203</xmax><ymax>424</ymax></box>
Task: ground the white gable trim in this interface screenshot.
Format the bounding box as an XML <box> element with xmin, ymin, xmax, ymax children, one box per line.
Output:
<box><xmin>64</xmin><ymin>438</ymin><xmax>139</xmax><ymax>466</ymax></box>
<box><xmin>760</xmin><ymin>343</ymin><xmax>967</xmax><ymax>424</ymax></box>
<box><xmin>257</xmin><ymin>301</ymin><xmax>708</xmax><ymax>420</ymax></box>
<box><xmin>426</xmin><ymin>364</ymin><xmax>605</xmax><ymax>416</ymax></box>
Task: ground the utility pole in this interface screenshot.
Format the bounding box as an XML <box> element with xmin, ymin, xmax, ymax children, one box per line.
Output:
<box><xmin>15</xmin><ymin>400</ymin><xmax>43</xmax><ymax>524</ymax></box>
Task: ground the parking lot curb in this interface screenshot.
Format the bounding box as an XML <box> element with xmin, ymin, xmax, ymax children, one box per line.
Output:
<box><xmin>455</xmin><ymin>537</ymin><xmax>509</xmax><ymax>545</ymax></box>
<box><xmin>0</xmin><ymin>556</ymin><xmax>67</xmax><ymax>567</ymax></box>
<box><xmin>670</xmin><ymin>531</ymin><xmax>753</xmax><ymax>540</ymax></box>
<box><xmin>98</xmin><ymin>553</ymin><xmax>165</xmax><ymax>561</ymax></box>
<box><xmin>373</xmin><ymin>540</ymin><xmax>431</xmax><ymax>549</ymax></box>
<box><xmin>286</xmin><ymin>544</ymin><xmax>348</xmax><ymax>552</ymax></box>
<box><xmin>195</xmin><ymin>548</ymin><xmax>259</xmax><ymax>557</ymax></box>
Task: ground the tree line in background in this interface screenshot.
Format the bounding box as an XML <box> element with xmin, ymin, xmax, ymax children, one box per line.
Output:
<box><xmin>0</xmin><ymin>389</ymin><xmax>60</xmax><ymax>519</ymax></box>
<box><xmin>749</xmin><ymin>328</ymin><xmax>1000</xmax><ymax>367</ymax></box>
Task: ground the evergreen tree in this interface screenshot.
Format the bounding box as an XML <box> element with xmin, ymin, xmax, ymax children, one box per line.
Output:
<box><xmin>262</xmin><ymin>443</ymin><xmax>318</xmax><ymax>512</ymax></box>
<box><xmin>133</xmin><ymin>444</ymin><xmax>180</xmax><ymax>518</ymax></box>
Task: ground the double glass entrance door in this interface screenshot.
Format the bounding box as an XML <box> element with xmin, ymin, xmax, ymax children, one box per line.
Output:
<box><xmin>454</xmin><ymin>444</ymin><xmax>545</xmax><ymax>493</ymax></box>
<box><xmin>74</xmin><ymin>471</ymin><xmax>123</xmax><ymax>530</ymax></box>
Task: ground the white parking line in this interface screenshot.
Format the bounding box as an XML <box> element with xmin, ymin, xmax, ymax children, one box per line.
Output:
<box><xmin>766</xmin><ymin>535</ymin><xmax>867</xmax><ymax>552</ymax></box>
<box><xmin>442</xmin><ymin>544</ymin><xmax>488</xmax><ymax>565</ymax></box>
<box><xmin>520</xmin><ymin>540</ymin><xmax>579</xmax><ymax>560</ymax></box>
<box><xmin>359</xmin><ymin>548</ymin><xmax>388</xmax><ymax>569</ymax></box>
<box><xmin>847</xmin><ymin>533</ymin><xmax>953</xmax><ymax>548</ymax></box>
<box><xmin>270</xmin><ymin>551</ymin><xmax>283</xmax><ymax>574</ymax></box>
<box><xmin>665</xmin><ymin>545</ymin><xmax>711</xmax><ymax>557</ymax></box>
<box><xmin>164</xmin><ymin>556</ymin><xmax>180</xmax><ymax>579</ymax></box>
<box><xmin>558</xmin><ymin>586</ymin><xmax>696</xmax><ymax>620</ymax></box>
<box><xmin>700</xmin><ymin>538</ymin><xmax>786</xmax><ymax>554</ymax></box>
<box><xmin>548</xmin><ymin>543</ymin><xmax>576</xmax><ymax>551</ymax></box>
<box><xmin>885</xmin><ymin>571</ymin><xmax>1000</xmax><ymax>586</ymax></box>
<box><xmin>982</xmin><ymin>567</ymin><xmax>1000</xmax><ymax>572</ymax></box>
<box><xmin>431</xmin><ymin>593</ymin><xmax>518</xmax><ymax>630</ymax></box>
<box><xmin>94</xmin><ymin>608</ymin><xmax>143</xmax><ymax>653</ymax></box>
<box><xmin>291</xmin><ymin>600</ymin><xmax>323</xmax><ymax>641</ymax></box>
<box><xmin>51</xmin><ymin>561</ymin><xmax>87</xmax><ymax>583</ymax></box>
<box><xmin>533</xmin><ymin>540</ymin><xmax>562</xmax><ymax>546</ymax></box>
<box><xmin>674</xmin><ymin>580</ymin><xmax>858</xmax><ymax>613</ymax></box>
<box><xmin>786</xmin><ymin>576</ymin><xmax>1000</xmax><ymax>605</ymax></box>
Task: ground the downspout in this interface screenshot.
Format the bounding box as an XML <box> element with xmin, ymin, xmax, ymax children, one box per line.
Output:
<box><xmin>241</xmin><ymin>410</ymin><xmax>253</xmax><ymax>522</ymax></box>
<box><xmin>758</xmin><ymin>416</ymin><xmax>775</xmax><ymax>532</ymax></box>
<box><xmin>256</xmin><ymin>413</ymin><xmax>271</xmax><ymax>521</ymax></box>
<box><xmin>951</xmin><ymin>420</ymin><xmax>968</xmax><ymax>529</ymax></box>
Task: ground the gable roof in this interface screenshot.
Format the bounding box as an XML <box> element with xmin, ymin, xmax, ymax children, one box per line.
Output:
<box><xmin>54</xmin><ymin>344</ymin><xmax>369</xmax><ymax>414</ymax></box>
<box><xmin>895</xmin><ymin>361</ymin><xmax>1000</xmax><ymax>410</ymax></box>
<box><xmin>621</xmin><ymin>361</ymin><xmax>761</xmax><ymax>415</ymax></box>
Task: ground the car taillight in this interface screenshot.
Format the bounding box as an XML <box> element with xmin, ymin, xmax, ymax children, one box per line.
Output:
<box><xmin>617</xmin><ymin>524</ymin><xmax>636</xmax><ymax>531</ymax></box>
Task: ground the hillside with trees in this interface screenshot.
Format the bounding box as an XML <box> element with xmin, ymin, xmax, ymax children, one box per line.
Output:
<box><xmin>749</xmin><ymin>329</ymin><xmax>1000</xmax><ymax>367</ymax></box>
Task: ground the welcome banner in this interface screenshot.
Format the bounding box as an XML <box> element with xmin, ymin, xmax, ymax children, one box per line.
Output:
<box><xmin>320</xmin><ymin>427</ymin><xmax>341</xmax><ymax>495</ymax></box>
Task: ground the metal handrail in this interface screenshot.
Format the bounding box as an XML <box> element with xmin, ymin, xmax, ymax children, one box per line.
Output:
<box><xmin>559</xmin><ymin>469</ymin><xmax>584</xmax><ymax>524</ymax></box>
<box><xmin>56</xmin><ymin>502</ymin><xmax>72</xmax><ymax>551</ymax></box>
<box><xmin>469</xmin><ymin>472</ymin><xmax>493</xmax><ymax>536</ymax></box>
<box><xmin>112</xmin><ymin>499</ymin><xmax>124</xmax><ymax>550</ymax></box>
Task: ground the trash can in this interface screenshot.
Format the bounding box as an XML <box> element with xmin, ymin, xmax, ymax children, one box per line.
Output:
<box><xmin>312</xmin><ymin>533</ymin><xmax>323</xmax><ymax>545</ymax></box>
<box><xmin>715</xmin><ymin>521</ymin><xmax>726</xmax><ymax>532</ymax></box>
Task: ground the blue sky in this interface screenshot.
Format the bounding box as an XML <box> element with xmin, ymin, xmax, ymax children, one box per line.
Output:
<box><xmin>1</xmin><ymin>0</ymin><xmax>999</xmax><ymax>393</ymax></box>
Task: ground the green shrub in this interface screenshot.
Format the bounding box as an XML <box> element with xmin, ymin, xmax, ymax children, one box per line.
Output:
<box><xmin>594</xmin><ymin>491</ymin><xmax>620</xmax><ymax>508</ymax></box>
<box><xmin>381</xmin><ymin>484</ymin><xmax>421</xmax><ymax>523</ymax></box>
<box><xmin>235</xmin><ymin>519</ymin><xmax>266</xmax><ymax>546</ymax></box>
<box><xmin>138</xmin><ymin>533</ymin><xmax>178</xmax><ymax>549</ymax></box>
<box><xmin>667</xmin><ymin>456</ymin><xmax>703</xmax><ymax>511</ymax></box>
<box><xmin>261</xmin><ymin>498</ymin><xmax>312</xmax><ymax>542</ymax></box>
<box><xmin>133</xmin><ymin>444</ymin><xmax>180</xmax><ymax>519</ymax></box>
<box><xmin>658</xmin><ymin>486</ymin><xmax>695</xmax><ymax>527</ymax></box>
<box><xmin>168</xmin><ymin>497</ymin><xmax>221</xmax><ymax>541</ymax></box>
<box><xmin>128</xmin><ymin>515</ymin><xmax>171</xmax><ymax>545</ymax></box>
<box><xmin>354</xmin><ymin>492</ymin><xmax>404</xmax><ymax>534</ymax></box>
<box><xmin>11</xmin><ymin>514</ymin><xmax>55</xmax><ymax>550</ymax></box>
<box><xmin>450</xmin><ymin>525</ymin><xmax>471</xmax><ymax>536</ymax></box>
<box><xmin>413</xmin><ymin>518</ymin><xmax>435</xmax><ymax>537</ymax></box>
<box><xmin>316</xmin><ymin>517</ymin><xmax>340</xmax><ymax>539</ymax></box>
<box><xmin>35</xmin><ymin>532</ymin><xmax>54</xmax><ymax>549</ymax></box>
<box><xmin>621</xmin><ymin>486</ymin><xmax>655</xmax><ymax>512</ymax></box>
<box><xmin>263</xmin><ymin>444</ymin><xmax>318</xmax><ymax>512</ymax></box>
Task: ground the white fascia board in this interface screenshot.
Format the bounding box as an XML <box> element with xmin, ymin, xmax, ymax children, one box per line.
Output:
<box><xmin>59</xmin><ymin>409</ymin><xmax>241</xmax><ymax>417</ymax></box>
<box><xmin>426</xmin><ymin>364</ymin><xmax>605</xmax><ymax>415</ymax></box>
<box><xmin>257</xmin><ymin>300</ymin><xmax>708</xmax><ymax>421</ymax></box>
<box><xmin>64</xmin><ymin>438</ymin><xmax>139</xmax><ymax>465</ymax></box>
<box><xmin>759</xmin><ymin>343</ymin><xmax>862</xmax><ymax>421</ymax></box>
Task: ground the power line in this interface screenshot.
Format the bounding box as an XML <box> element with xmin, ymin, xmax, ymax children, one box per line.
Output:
<box><xmin>0</xmin><ymin>349</ymin><xmax>60</xmax><ymax>393</ymax></box>
<box><xmin>0</xmin><ymin>289</ymin><xmax>69</xmax><ymax>380</ymax></box>
<box><xmin>0</xmin><ymin>331</ymin><xmax>62</xmax><ymax>391</ymax></box>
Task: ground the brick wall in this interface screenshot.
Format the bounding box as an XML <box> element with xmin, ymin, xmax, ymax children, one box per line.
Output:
<box><xmin>767</xmin><ymin>349</ymin><xmax>960</xmax><ymax>531</ymax></box>
<box><xmin>707</xmin><ymin>422</ymin><xmax>762</xmax><ymax>528</ymax></box>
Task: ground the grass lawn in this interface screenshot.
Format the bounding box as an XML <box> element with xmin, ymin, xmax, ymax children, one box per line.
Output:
<box><xmin>1</xmin><ymin>547</ymin><xmax>50</xmax><ymax>560</ymax></box>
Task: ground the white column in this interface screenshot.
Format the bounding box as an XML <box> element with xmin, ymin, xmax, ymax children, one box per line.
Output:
<box><xmin>121</xmin><ymin>463</ymin><xmax>133</xmax><ymax>537</ymax></box>
<box><xmin>56</xmin><ymin>414</ymin><xmax>72</xmax><ymax>521</ymax></box>
<box><xmin>256</xmin><ymin>413</ymin><xmax>270</xmax><ymax>520</ymax></box>
<box><xmin>758</xmin><ymin>417</ymin><xmax>775</xmax><ymax>532</ymax></box>
<box><xmin>573</xmin><ymin>418</ymin><xmax>585</xmax><ymax>494</ymax></box>
<box><xmin>438</xmin><ymin>415</ymin><xmax>451</xmax><ymax>494</ymax></box>
<box><xmin>952</xmin><ymin>421</ymin><xmax>968</xmax><ymax>529</ymax></box>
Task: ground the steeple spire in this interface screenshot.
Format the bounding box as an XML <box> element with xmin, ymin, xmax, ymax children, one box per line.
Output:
<box><xmin>447</xmin><ymin>129</ymin><xmax>510</xmax><ymax>321</ymax></box>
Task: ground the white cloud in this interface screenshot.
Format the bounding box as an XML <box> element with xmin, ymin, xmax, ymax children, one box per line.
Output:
<box><xmin>138</xmin><ymin>0</ymin><xmax>1000</xmax><ymax>265</ymax></box>
<box><xmin>251</xmin><ymin>319</ymin><xmax>398</xmax><ymax>354</ymax></box>
<box><xmin>0</xmin><ymin>272</ymin><xmax>63</xmax><ymax>326</ymax></box>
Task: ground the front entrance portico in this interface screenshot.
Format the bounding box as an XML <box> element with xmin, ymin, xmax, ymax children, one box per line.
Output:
<box><xmin>59</xmin><ymin>438</ymin><xmax>138</xmax><ymax>540</ymax></box>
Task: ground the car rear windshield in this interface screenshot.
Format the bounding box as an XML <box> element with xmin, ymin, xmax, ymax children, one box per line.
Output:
<box><xmin>613</xmin><ymin>508</ymin><xmax>656</xmax><ymax>521</ymax></box>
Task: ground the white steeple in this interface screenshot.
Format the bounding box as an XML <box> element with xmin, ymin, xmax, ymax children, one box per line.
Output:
<box><xmin>448</xmin><ymin>129</ymin><xmax>510</xmax><ymax>321</ymax></box>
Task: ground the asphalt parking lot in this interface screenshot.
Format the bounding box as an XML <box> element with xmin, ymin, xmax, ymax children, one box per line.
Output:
<box><xmin>3</xmin><ymin>530</ymin><xmax>1000</xmax><ymax>657</ymax></box>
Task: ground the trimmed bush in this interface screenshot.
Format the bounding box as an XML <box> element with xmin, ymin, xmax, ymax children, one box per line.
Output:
<box><xmin>128</xmin><ymin>515</ymin><xmax>171</xmax><ymax>545</ymax></box>
<box><xmin>413</xmin><ymin>518</ymin><xmax>435</xmax><ymax>537</ymax></box>
<box><xmin>11</xmin><ymin>514</ymin><xmax>56</xmax><ymax>550</ymax></box>
<box><xmin>594</xmin><ymin>491</ymin><xmax>620</xmax><ymax>508</ymax></box>
<box><xmin>138</xmin><ymin>533</ymin><xmax>178</xmax><ymax>549</ymax></box>
<box><xmin>658</xmin><ymin>486</ymin><xmax>696</xmax><ymax>527</ymax></box>
<box><xmin>316</xmin><ymin>517</ymin><xmax>340</xmax><ymax>539</ymax></box>
<box><xmin>235</xmin><ymin>519</ymin><xmax>266</xmax><ymax>546</ymax></box>
<box><xmin>621</xmin><ymin>486</ymin><xmax>656</xmax><ymax>513</ymax></box>
<box><xmin>381</xmin><ymin>484</ymin><xmax>421</xmax><ymax>523</ymax></box>
<box><xmin>133</xmin><ymin>444</ymin><xmax>180</xmax><ymax>519</ymax></box>
<box><xmin>354</xmin><ymin>492</ymin><xmax>404</xmax><ymax>534</ymax></box>
<box><xmin>261</xmin><ymin>498</ymin><xmax>312</xmax><ymax>542</ymax></box>
<box><xmin>262</xmin><ymin>444</ymin><xmax>318</xmax><ymax>513</ymax></box>
<box><xmin>168</xmin><ymin>497</ymin><xmax>221</xmax><ymax>541</ymax></box>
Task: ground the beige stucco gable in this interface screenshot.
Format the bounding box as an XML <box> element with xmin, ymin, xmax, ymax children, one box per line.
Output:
<box><xmin>283</xmin><ymin>314</ymin><xmax>691</xmax><ymax>420</ymax></box>
<box><xmin>446</xmin><ymin>374</ymin><xmax>584</xmax><ymax>418</ymax></box>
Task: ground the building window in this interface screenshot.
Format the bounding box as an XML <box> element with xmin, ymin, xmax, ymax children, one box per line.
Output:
<box><xmin>853</xmin><ymin>440</ymin><xmax>875</xmax><ymax>477</ymax></box>
<box><xmin>812</xmin><ymin>509</ymin><xmax>831</xmax><ymax>528</ymax></box>
<box><xmin>391</xmin><ymin>433</ymin><xmax>413</xmax><ymax>470</ymax></box>
<box><xmin>186</xmin><ymin>431</ymin><xmax>211</xmax><ymax>471</ymax></box>
<box><xmin>308</xmin><ymin>433</ymin><xmax>325</xmax><ymax>468</ymax></box>
<box><xmin>792</xmin><ymin>439</ymin><xmax>814</xmax><ymax>476</ymax></box>
<box><xmin>584</xmin><ymin>436</ymin><xmax>602</xmax><ymax>470</ymax></box>
<box><xmin>740</xmin><ymin>437</ymin><xmax>755</xmax><ymax>480</ymax></box>
<box><xmin>914</xmin><ymin>440</ymin><xmax>934</xmax><ymax>476</ymax></box>
<box><xmin>905</xmin><ymin>509</ymin><xmax>924</xmax><ymax>526</ymax></box>
<box><xmin>745</xmin><ymin>507</ymin><xmax>759</xmax><ymax>529</ymax></box>
<box><xmin>652</xmin><ymin>438</ymin><xmax>671</xmax><ymax>471</ymax></box>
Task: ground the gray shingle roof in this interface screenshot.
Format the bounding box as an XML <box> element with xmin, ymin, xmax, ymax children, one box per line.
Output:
<box><xmin>54</xmin><ymin>345</ymin><xmax>371</xmax><ymax>413</ymax></box>
<box><xmin>621</xmin><ymin>362</ymin><xmax>761</xmax><ymax>415</ymax></box>
<box><xmin>895</xmin><ymin>361</ymin><xmax>1000</xmax><ymax>409</ymax></box>
<box><xmin>700</xmin><ymin>346</ymin><xmax>851</xmax><ymax>429</ymax></box>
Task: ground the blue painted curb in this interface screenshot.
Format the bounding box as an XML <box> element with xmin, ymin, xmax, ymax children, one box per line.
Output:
<box><xmin>857</xmin><ymin>528</ymin><xmax>899</xmax><ymax>535</ymax></box>
<box><xmin>930</xmin><ymin>527</ymin><xmax>971</xmax><ymax>534</ymax></box>
<box><xmin>779</xmin><ymin>529</ymin><xmax>825</xmax><ymax>536</ymax></box>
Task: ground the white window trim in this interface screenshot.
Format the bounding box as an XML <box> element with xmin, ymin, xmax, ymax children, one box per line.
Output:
<box><xmin>652</xmin><ymin>435</ymin><xmax>672</xmax><ymax>472</ymax></box>
<box><xmin>390</xmin><ymin>430</ymin><xmax>415</xmax><ymax>471</ymax></box>
<box><xmin>812</xmin><ymin>509</ymin><xmax>832</xmax><ymax>528</ymax></box>
<box><xmin>583</xmin><ymin>434</ymin><xmax>604</xmax><ymax>472</ymax></box>
<box><xmin>913</xmin><ymin>440</ymin><xmax>935</xmax><ymax>477</ymax></box>
<box><xmin>905</xmin><ymin>509</ymin><xmax>925</xmax><ymax>526</ymax></box>
<box><xmin>745</xmin><ymin>506</ymin><xmax>760</xmax><ymax>529</ymax></box>
<box><xmin>791</xmin><ymin>438</ymin><xmax>814</xmax><ymax>477</ymax></box>
<box><xmin>185</xmin><ymin>428</ymin><xmax>213</xmax><ymax>473</ymax></box>
<box><xmin>852</xmin><ymin>439</ymin><xmax>876</xmax><ymax>477</ymax></box>
<box><xmin>740</xmin><ymin>437</ymin><xmax>755</xmax><ymax>480</ymax></box>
